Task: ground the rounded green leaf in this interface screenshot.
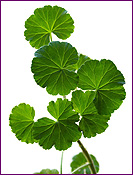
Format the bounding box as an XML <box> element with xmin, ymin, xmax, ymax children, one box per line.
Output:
<box><xmin>77</xmin><ymin>59</ymin><xmax>126</xmax><ymax>115</ymax></box>
<box><xmin>31</xmin><ymin>41</ymin><xmax>79</xmax><ymax>95</ymax></box>
<box><xmin>70</xmin><ymin>152</ymin><xmax>99</xmax><ymax>174</ymax></box>
<box><xmin>34</xmin><ymin>169</ymin><xmax>59</xmax><ymax>174</ymax></box>
<box><xmin>9</xmin><ymin>103</ymin><xmax>35</xmax><ymax>144</ymax></box>
<box><xmin>65</xmin><ymin>54</ymin><xmax>91</xmax><ymax>71</ymax></box>
<box><xmin>79</xmin><ymin>114</ymin><xmax>110</xmax><ymax>138</ymax></box>
<box><xmin>72</xmin><ymin>90</ymin><xmax>97</xmax><ymax>115</ymax></box>
<box><xmin>64</xmin><ymin>54</ymin><xmax>91</xmax><ymax>71</ymax></box>
<box><xmin>33</xmin><ymin>98</ymin><xmax>81</xmax><ymax>150</ymax></box>
<box><xmin>76</xmin><ymin>54</ymin><xmax>91</xmax><ymax>70</ymax></box>
<box><xmin>72</xmin><ymin>90</ymin><xmax>110</xmax><ymax>138</ymax></box>
<box><xmin>24</xmin><ymin>5</ymin><xmax>74</xmax><ymax>49</ymax></box>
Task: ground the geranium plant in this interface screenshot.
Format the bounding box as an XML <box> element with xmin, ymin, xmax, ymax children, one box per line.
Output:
<box><xmin>9</xmin><ymin>5</ymin><xmax>126</xmax><ymax>174</ymax></box>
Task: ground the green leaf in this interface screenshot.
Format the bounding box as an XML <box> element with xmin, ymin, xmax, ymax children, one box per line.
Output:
<box><xmin>31</xmin><ymin>41</ymin><xmax>79</xmax><ymax>96</ymax></box>
<box><xmin>79</xmin><ymin>114</ymin><xmax>110</xmax><ymax>138</ymax></box>
<box><xmin>72</xmin><ymin>90</ymin><xmax>96</xmax><ymax>115</ymax></box>
<box><xmin>9</xmin><ymin>103</ymin><xmax>35</xmax><ymax>144</ymax></box>
<box><xmin>24</xmin><ymin>5</ymin><xmax>74</xmax><ymax>49</ymax></box>
<box><xmin>64</xmin><ymin>54</ymin><xmax>91</xmax><ymax>71</ymax></box>
<box><xmin>70</xmin><ymin>152</ymin><xmax>99</xmax><ymax>174</ymax></box>
<box><xmin>33</xmin><ymin>98</ymin><xmax>81</xmax><ymax>150</ymax></box>
<box><xmin>76</xmin><ymin>54</ymin><xmax>91</xmax><ymax>70</ymax></box>
<box><xmin>77</xmin><ymin>59</ymin><xmax>126</xmax><ymax>115</ymax></box>
<box><xmin>34</xmin><ymin>169</ymin><xmax>59</xmax><ymax>174</ymax></box>
<box><xmin>72</xmin><ymin>90</ymin><xmax>110</xmax><ymax>138</ymax></box>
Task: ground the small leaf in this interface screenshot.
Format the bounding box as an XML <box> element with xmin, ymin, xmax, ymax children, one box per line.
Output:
<box><xmin>65</xmin><ymin>54</ymin><xmax>91</xmax><ymax>71</ymax></box>
<box><xmin>34</xmin><ymin>169</ymin><xmax>59</xmax><ymax>174</ymax></box>
<box><xmin>70</xmin><ymin>152</ymin><xmax>99</xmax><ymax>174</ymax></box>
<box><xmin>72</xmin><ymin>90</ymin><xmax>110</xmax><ymax>138</ymax></box>
<box><xmin>9</xmin><ymin>103</ymin><xmax>35</xmax><ymax>144</ymax></box>
<box><xmin>24</xmin><ymin>5</ymin><xmax>74</xmax><ymax>49</ymax></box>
<box><xmin>31</xmin><ymin>41</ymin><xmax>79</xmax><ymax>96</ymax></box>
<box><xmin>79</xmin><ymin>114</ymin><xmax>110</xmax><ymax>138</ymax></box>
<box><xmin>33</xmin><ymin>98</ymin><xmax>81</xmax><ymax>150</ymax></box>
<box><xmin>76</xmin><ymin>54</ymin><xmax>91</xmax><ymax>70</ymax></box>
<box><xmin>72</xmin><ymin>90</ymin><xmax>96</xmax><ymax>115</ymax></box>
<box><xmin>77</xmin><ymin>59</ymin><xmax>126</xmax><ymax>115</ymax></box>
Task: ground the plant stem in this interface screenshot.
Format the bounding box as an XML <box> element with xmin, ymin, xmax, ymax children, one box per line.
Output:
<box><xmin>50</xmin><ymin>33</ymin><xmax>52</xmax><ymax>42</ymax></box>
<box><xmin>77</xmin><ymin>140</ymin><xmax>97</xmax><ymax>174</ymax></box>
<box><xmin>63</xmin><ymin>95</ymin><xmax>66</xmax><ymax>99</ymax></box>
<box><xmin>60</xmin><ymin>151</ymin><xmax>63</xmax><ymax>174</ymax></box>
<box><xmin>59</xmin><ymin>95</ymin><xmax>66</xmax><ymax>174</ymax></box>
<box><xmin>71</xmin><ymin>162</ymin><xmax>90</xmax><ymax>174</ymax></box>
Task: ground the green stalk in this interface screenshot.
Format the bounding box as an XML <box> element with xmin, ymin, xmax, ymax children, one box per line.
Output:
<box><xmin>71</xmin><ymin>162</ymin><xmax>90</xmax><ymax>174</ymax></box>
<box><xmin>63</xmin><ymin>95</ymin><xmax>66</xmax><ymax>99</ymax></box>
<box><xmin>60</xmin><ymin>151</ymin><xmax>63</xmax><ymax>174</ymax></box>
<box><xmin>59</xmin><ymin>94</ymin><xmax>66</xmax><ymax>174</ymax></box>
<box><xmin>77</xmin><ymin>140</ymin><xmax>97</xmax><ymax>174</ymax></box>
<box><xmin>50</xmin><ymin>33</ymin><xmax>52</xmax><ymax>42</ymax></box>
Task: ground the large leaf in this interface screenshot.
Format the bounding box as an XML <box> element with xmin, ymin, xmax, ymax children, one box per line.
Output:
<box><xmin>24</xmin><ymin>5</ymin><xmax>74</xmax><ymax>49</ymax></box>
<box><xmin>70</xmin><ymin>152</ymin><xmax>99</xmax><ymax>174</ymax></box>
<box><xmin>72</xmin><ymin>90</ymin><xmax>110</xmax><ymax>138</ymax></box>
<box><xmin>34</xmin><ymin>169</ymin><xmax>59</xmax><ymax>174</ymax></box>
<box><xmin>77</xmin><ymin>59</ymin><xmax>126</xmax><ymax>115</ymax></box>
<box><xmin>9</xmin><ymin>103</ymin><xmax>35</xmax><ymax>143</ymax></box>
<box><xmin>31</xmin><ymin>41</ymin><xmax>79</xmax><ymax>95</ymax></box>
<box><xmin>33</xmin><ymin>98</ymin><xmax>81</xmax><ymax>150</ymax></box>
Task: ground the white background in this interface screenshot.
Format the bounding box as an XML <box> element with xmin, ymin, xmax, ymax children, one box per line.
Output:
<box><xmin>1</xmin><ymin>1</ymin><xmax>132</xmax><ymax>174</ymax></box>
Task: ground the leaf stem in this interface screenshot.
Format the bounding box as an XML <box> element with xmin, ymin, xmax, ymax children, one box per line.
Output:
<box><xmin>63</xmin><ymin>95</ymin><xmax>66</xmax><ymax>99</ymax></box>
<box><xmin>60</xmin><ymin>96</ymin><xmax>66</xmax><ymax>173</ymax></box>
<box><xmin>50</xmin><ymin>33</ymin><xmax>52</xmax><ymax>42</ymax></box>
<box><xmin>71</xmin><ymin>162</ymin><xmax>90</xmax><ymax>174</ymax></box>
<box><xmin>60</xmin><ymin>151</ymin><xmax>63</xmax><ymax>174</ymax></box>
<box><xmin>77</xmin><ymin>140</ymin><xmax>97</xmax><ymax>174</ymax></box>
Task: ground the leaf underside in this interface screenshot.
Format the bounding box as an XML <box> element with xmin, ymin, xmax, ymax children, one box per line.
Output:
<box><xmin>70</xmin><ymin>152</ymin><xmax>99</xmax><ymax>174</ymax></box>
<box><xmin>24</xmin><ymin>5</ymin><xmax>74</xmax><ymax>49</ymax></box>
<box><xmin>77</xmin><ymin>59</ymin><xmax>126</xmax><ymax>115</ymax></box>
<box><xmin>72</xmin><ymin>90</ymin><xmax>110</xmax><ymax>138</ymax></box>
<box><xmin>31</xmin><ymin>41</ymin><xmax>79</xmax><ymax>96</ymax></box>
<box><xmin>33</xmin><ymin>98</ymin><xmax>81</xmax><ymax>150</ymax></box>
<box><xmin>9</xmin><ymin>103</ymin><xmax>35</xmax><ymax>144</ymax></box>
